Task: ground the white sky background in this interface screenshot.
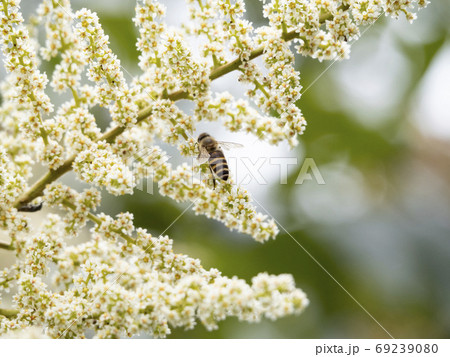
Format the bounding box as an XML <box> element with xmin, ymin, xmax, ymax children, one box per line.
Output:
<box><xmin>411</xmin><ymin>45</ymin><xmax>450</xmax><ymax>139</ymax></box>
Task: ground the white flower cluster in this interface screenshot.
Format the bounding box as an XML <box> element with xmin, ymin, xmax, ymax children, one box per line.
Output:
<box><xmin>74</xmin><ymin>9</ymin><xmax>138</xmax><ymax>127</ymax></box>
<box><xmin>134</xmin><ymin>0</ymin><xmax>166</xmax><ymax>72</ymax></box>
<box><xmin>146</xmin><ymin>99</ymin><xmax>196</xmax><ymax>144</ymax></box>
<box><xmin>0</xmin><ymin>0</ymin><xmax>427</xmax><ymax>339</ymax></box>
<box><xmin>0</xmin><ymin>206</ymin><xmax>29</xmax><ymax>247</ymax></box>
<box><xmin>134</xmin><ymin>1</ymin><xmax>210</xmax><ymax>105</ymax></box>
<box><xmin>159</xmin><ymin>163</ymin><xmax>279</xmax><ymax>242</ymax></box>
<box><xmin>0</xmin><ymin>0</ymin><xmax>52</xmax><ymax>118</ymax></box>
<box><xmin>2</xmin><ymin>216</ymin><xmax>308</xmax><ymax>338</ymax></box>
<box><xmin>0</xmin><ymin>148</ymin><xmax>26</xmax><ymax>208</ymax></box>
<box><xmin>73</xmin><ymin>143</ymin><xmax>135</xmax><ymax>196</ymax></box>
<box><xmin>263</xmin><ymin>0</ymin><xmax>422</xmax><ymax>60</ymax></box>
<box><xmin>215</xmin><ymin>0</ymin><xmax>255</xmax><ymax>61</ymax></box>
<box><xmin>62</xmin><ymin>107</ymin><xmax>102</xmax><ymax>156</ymax></box>
<box><xmin>44</xmin><ymin>183</ymin><xmax>101</xmax><ymax>237</ymax></box>
<box><xmin>0</xmin><ymin>0</ymin><xmax>64</xmax><ymax>170</ymax></box>
<box><xmin>36</xmin><ymin>0</ymin><xmax>75</xmax><ymax>59</ymax></box>
<box><xmin>384</xmin><ymin>0</ymin><xmax>429</xmax><ymax>22</ymax></box>
<box><xmin>126</xmin><ymin>143</ymin><xmax>170</xmax><ymax>183</ymax></box>
<box><xmin>21</xmin><ymin>215</ymin><xmax>64</xmax><ymax>276</ymax></box>
<box><xmin>35</xmin><ymin>0</ymin><xmax>88</xmax><ymax>93</ymax></box>
<box><xmin>184</xmin><ymin>0</ymin><xmax>226</xmax><ymax>65</ymax></box>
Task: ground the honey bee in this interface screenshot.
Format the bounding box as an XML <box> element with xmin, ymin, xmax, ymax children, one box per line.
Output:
<box><xmin>197</xmin><ymin>132</ymin><xmax>243</xmax><ymax>188</ymax></box>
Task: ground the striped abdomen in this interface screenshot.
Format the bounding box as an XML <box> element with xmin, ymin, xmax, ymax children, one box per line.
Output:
<box><xmin>208</xmin><ymin>150</ymin><xmax>229</xmax><ymax>181</ymax></box>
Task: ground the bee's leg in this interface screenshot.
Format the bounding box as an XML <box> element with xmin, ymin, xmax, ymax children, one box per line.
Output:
<box><xmin>208</xmin><ymin>166</ymin><xmax>216</xmax><ymax>189</ymax></box>
<box><xmin>18</xmin><ymin>202</ymin><xmax>43</xmax><ymax>212</ymax></box>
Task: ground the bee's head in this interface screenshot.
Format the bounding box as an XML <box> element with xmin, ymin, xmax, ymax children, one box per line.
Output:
<box><xmin>197</xmin><ymin>132</ymin><xmax>210</xmax><ymax>143</ymax></box>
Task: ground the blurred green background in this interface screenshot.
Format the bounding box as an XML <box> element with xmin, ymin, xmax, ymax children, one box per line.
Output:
<box><xmin>3</xmin><ymin>0</ymin><xmax>450</xmax><ymax>338</ymax></box>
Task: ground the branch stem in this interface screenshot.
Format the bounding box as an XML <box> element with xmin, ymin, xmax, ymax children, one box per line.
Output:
<box><xmin>0</xmin><ymin>242</ymin><xmax>14</xmax><ymax>250</ymax></box>
<box><xmin>0</xmin><ymin>308</ymin><xmax>18</xmax><ymax>318</ymax></box>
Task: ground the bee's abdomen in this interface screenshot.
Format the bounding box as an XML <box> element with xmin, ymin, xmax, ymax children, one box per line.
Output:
<box><xmin>209</xmin><ymin>150</ymin><xmax>229</xmax><ymax>181</ymax></box>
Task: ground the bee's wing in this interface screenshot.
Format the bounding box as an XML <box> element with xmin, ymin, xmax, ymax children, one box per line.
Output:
<box><xmin>196</xmin><ymin>146</ymin><xmax>210</xmax><ymax>165</ymax></box>
<box><xmin>217</xmin><ymin>141</ymin><xmax>244</xmax><ymax>150</ymax></box>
